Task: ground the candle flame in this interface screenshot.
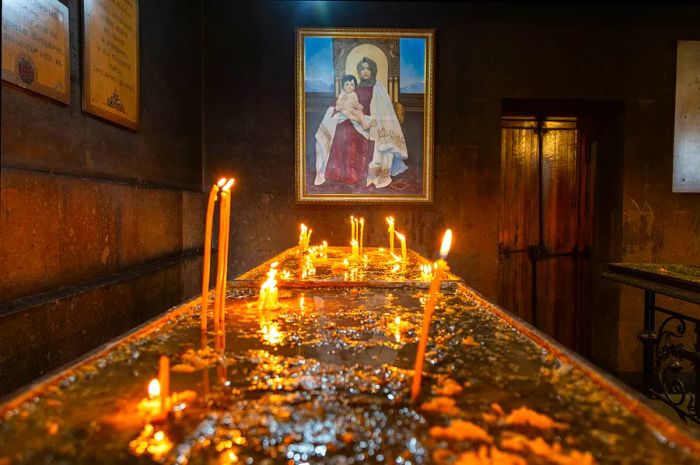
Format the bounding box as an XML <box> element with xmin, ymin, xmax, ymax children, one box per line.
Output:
<box><xmin>395</xmin><ymin>316</ymin><xmax>401</xmax><ymax>325</ymax></box>
<box><xmin>386</xmin><ymin>216</ymin><xmax>394</xmax><ymax>225</ymax></box>
<box><xmin>439</xmin><ymin>229</ymin><xmax>453</xmax><ymax>259</ymax></box>
<box><xmin>300</xmin><ymin>223</ymin><xmax>307</xmax><ymax>232</ymax></box>
<box><xmin>395</xmin><ymin>232</ymin><xmax>405</xmax><ymax>241</ymax></box>
<box><xmin>217</xmin><ymin>178</ymin><xmax>227</xmax><ymax>187</ymax></box>
<box><xmin>222</xmin><ymin>178</ymin><xmax>235</xmax><ymax>191</ymax></box>
<box><xmin>148</xmin><ymin>379</ymin><xmax>160</xmax><ymax>399</ymax></box>
<box><xmin>350</xmin><ymin>239</ymin><xmax>358</xmax><ymax>246</ymax></box>
<box><xmin>360</xmin><ymin>218</ymin><xmax>364</xmax><ymax>224</ymax></box>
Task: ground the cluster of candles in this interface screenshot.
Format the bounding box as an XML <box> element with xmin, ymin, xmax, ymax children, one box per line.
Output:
<box><xmin>298</xmin><ymin>223</ymin><xmax>312</xmax><ymax>252</ymax></box>
<box><xmin>133</xmin><ymin>190</ymin><xmax>455</xmax><ymax>462</ymax></box>
<box><xmin>420</xmin><ymin>263</ymin><xmax>436</xmax><ymax>281</ymax></box>
<box><xmin>349</xmin><ymin>216</ymin><xmax>365</xmax><ymax>257</ymax></box>
<box><xmin>201</xmin><ymin>177</ymin><xmax>236</xmax><ymax>352</ymax></box>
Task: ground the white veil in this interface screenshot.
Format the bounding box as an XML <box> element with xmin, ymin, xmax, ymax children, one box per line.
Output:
<box><xmin>366</xmin><ymin>82</ymin><xmax>408</xmax><ymax>188</ymax></box>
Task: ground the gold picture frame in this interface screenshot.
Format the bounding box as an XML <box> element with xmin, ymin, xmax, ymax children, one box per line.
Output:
<box><xmin>296</xmin><ymin>28</ymin><xmax>435</xmax><ymax>203</ymax></box>
<box><xmin>82</xmin><ymin>0</ymin><xmax>140</xmax><ymax>130</ymax></box>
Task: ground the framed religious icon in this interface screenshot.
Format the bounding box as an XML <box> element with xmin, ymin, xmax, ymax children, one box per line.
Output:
<box><xmin>296</xmin><ymin>28</ymin><xmax>435</xmax><ymax>203</ymax></box>
<box><xmin>82</xmin><ymin>0</ymin><xmax>139</xmax><ymax>130</ymax></box>
<box><xmin>1</xmin><ymin>0</ymin><xmax>70</xmax><ymax>104</ymax></box>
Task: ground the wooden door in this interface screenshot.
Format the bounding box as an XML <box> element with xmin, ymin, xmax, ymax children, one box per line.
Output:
<box><xmin>498</xmin><ymin>116</ymin><xmax>593</xmax><ymax>355</ymax></box>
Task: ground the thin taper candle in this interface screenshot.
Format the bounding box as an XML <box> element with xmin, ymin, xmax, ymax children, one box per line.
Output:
<box><xmin>411</xmin><ymin>229</ymin><xmax>452</xmax><ymax>403</ymax></box>
<box><xmin>218</xmin><ymin>180</ymin><xmax>234</xmax><ymax>347</ymax></box>
<box><xmin>350</xmin><ymin>216</ymin><xmax>356</xmax><ymax>244</ymax></box>
<box><xmin>387</xmin><ymin>217</ymin><xmax>395</xmax><ymax>254</ymax></box>
<box><xmin>201</xmin><ymin>178</ymin><xmax>227</xmax><ymax>333</ymax></box>
<box><xmin>359</xmin><ymin>218</ymin><xmax>365</xmax><ymax>255</ymax></box>
<box><xmin>213</xmin><ymin>179</ymin><xmax>234</xmax><ymax>350</ymax></box>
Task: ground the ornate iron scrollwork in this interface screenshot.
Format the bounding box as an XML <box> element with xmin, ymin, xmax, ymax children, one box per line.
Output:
<box><xmin>649</xmin><ymin>314</ymin><xmax>700</xmax><ymax>423</ymax></box>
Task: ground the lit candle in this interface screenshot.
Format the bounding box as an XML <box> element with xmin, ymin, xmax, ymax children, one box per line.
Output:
<box><xmin>359</xmin><ymin>218</ymin><xmax>365</xmax><ymax>255</ymax></box>
<box><xmin>420</xmin><ymin>263</ymin><xmax>434</xmax><ymax>281</ymax></box>
<box><xmin>137</xmin><ymin>378</ymin><xmax>162</xmax><ymax>416</ymax></box>
<box><xmin>395</xmin><ymin>231</ymin><xmax>407</xmax><ymax>262</ymax></box>
<box><xmin>159</xmin><ymin>355</ymin><xmax>170</xmax><ymax>412</ymax></box>
<box><xmin>219</xmin><ymin>179</ymin><xmax>234</xmax><ymax>346</ymax></box>
<box><xmin>213</xmin><ymin>179</ymin><xmax>234</xmax><ymax>350</ymax></box>
<box><xmin>258</xmin><ymin>262</ymin><xmax>279</xmax><ymax>311</ymax></box>
<box><xmin>411</xmin><ymin>229</ymin><xmax>452</xmax><ymax>403</ymax></box>
<box><xmin>351</xmin><ymin>239</ymin><xmax>359</xmax><ymax>258</ymax></box>
<box><xmin>350</xmin><ymin>216</ymin><xmax>356</xmax><ymax>244</ymax></box>
<box><xmin>201</xmin><ymin>178</ymin><xmax>227</xmax><ymax>333</ymax></box>
<box><xmin>299</xmin><ymin>223</ymin><xmax>312</xmax><ymax>251</ymax></box>
<box><xmin>386</xmin><ymin>216</ymin><xmax>395</xmax><ymax>254</ymax></box>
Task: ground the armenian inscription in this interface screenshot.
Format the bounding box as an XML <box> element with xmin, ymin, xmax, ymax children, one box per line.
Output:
<box><xmin>83</xmin><ymin>0</ymin><xmax>139</xmax><ymax>129</ymax></box>
<box><xmin>1</xmin><ymin>0</ymin><xmax>70</xmax><ymax>104</ymax></box>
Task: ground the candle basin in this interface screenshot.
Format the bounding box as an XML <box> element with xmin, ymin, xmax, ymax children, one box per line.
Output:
<box><xmin>1</xmin><ymin>283</ymin><xmax>698</xmax><ymax>464</ymax></box>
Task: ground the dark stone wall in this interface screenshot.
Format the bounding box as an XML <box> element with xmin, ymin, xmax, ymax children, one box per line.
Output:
<box><xmin>0</xmin><ymin>0</ymin><xmax>205</xmax><ymax>395</ymax></box>
<box><xmin>202</xmin><ymin>2</ymin><xmax>700</xmax><ymax>373</ymax></box>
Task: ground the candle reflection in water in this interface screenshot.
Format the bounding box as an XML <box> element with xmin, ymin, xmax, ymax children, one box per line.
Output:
<box><xmin>129</xmin><ymin>424</ymin><xmax>173</xmax><ymax>461</ymax></box>
<box><xmin>260</xmin><ymin>320</ymin><xmax>284</xmax><ymax>346</ymax></box>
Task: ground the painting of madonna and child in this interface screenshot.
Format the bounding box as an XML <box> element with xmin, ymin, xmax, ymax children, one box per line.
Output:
<box><xmin>296</xmin><ymin>29</ymin><xmax>435</xmax><ymax>203</ymax></box>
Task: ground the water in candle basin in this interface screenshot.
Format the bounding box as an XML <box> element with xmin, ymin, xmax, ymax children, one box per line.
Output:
<box><xmin>0</xmin><ymin>287</ymin><xmax>698</xmax><ymax>465</ymax></box>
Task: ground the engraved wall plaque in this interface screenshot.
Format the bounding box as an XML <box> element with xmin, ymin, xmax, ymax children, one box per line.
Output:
<box><xmin>1</xmin><ymin>0</ymin><xmax>70</xmax><ymax>104</ymax></box>
<box><xmin>673</xmin><ymin>41</ymin><xmax>700</xmax><ymax>193</ymax></box>
<box><xmin>82</xmin><ymin>0</ymin><xmax>139</xmax><ymax>129</ymax></box>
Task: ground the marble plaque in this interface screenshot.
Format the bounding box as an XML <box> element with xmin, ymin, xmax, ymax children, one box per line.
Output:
<box><xmin>83</xmin><ymin>0</ymin><xmax>139</xmax><ymax>129</ymax></box>
<box><xmin>1</xmin><ymin>0</ymin><xmax>70</xmax><ymax>104</ymax></box>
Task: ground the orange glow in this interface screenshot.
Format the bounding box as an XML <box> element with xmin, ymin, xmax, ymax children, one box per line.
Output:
<box><xmin>222</xmin><ymin>178</ymin><xmax>235</xmax><ymax>191</ymax></box>
<box><xmin>261</xmin><ymin>321</ymin><xmax>284</xmax><ymax>345</ymax></box>
<box><xmin>439</xmin><ymin>229</ymin><xmax>453</xmax><ymax>259</ymax></box>
<box><xmin>147</xmin><ymin>379</ymin><xmax>160</xmax><ymax>399</ymax></box>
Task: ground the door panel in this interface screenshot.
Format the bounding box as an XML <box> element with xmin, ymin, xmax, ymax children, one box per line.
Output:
<box><xmin>499</xmin><ymin>116</ymin><xmax>592</xmax><ymax>354</ymax></box>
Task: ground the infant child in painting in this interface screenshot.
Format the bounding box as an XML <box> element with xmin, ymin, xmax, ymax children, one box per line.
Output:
<box><xmin>335</xmin><ymin>74</ymin><xmax>370</xmax><ymax>130</ymax></box>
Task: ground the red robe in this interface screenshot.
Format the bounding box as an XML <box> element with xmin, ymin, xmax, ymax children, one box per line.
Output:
<box><xmin>325</xmin><ymin>86</ymin><xmax>375</xmax><ymax>185</ymax></box>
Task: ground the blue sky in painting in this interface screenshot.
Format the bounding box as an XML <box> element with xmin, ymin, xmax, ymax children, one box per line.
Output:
<box><xmin>305</xmin><ymin>36</ymin><xmax>425</xmax><ymax>94</ymax></box>
<box><xmin>305</xmin><ymin>37</ymin><xmax>334</xmax><ymax>92</ymax></box>
<box><xmin>400</xmin><ymin>38</ymin><xmax>425</xmax><ymax>93</ymax></box>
